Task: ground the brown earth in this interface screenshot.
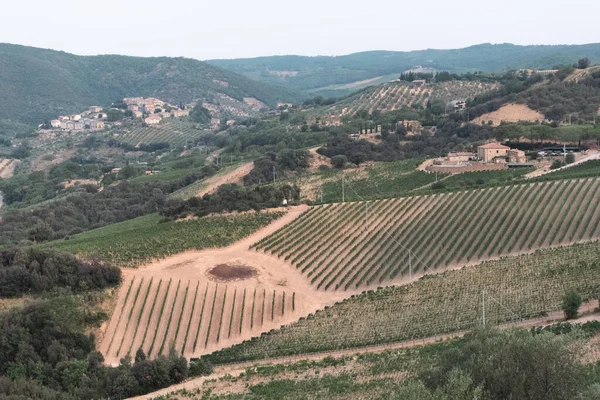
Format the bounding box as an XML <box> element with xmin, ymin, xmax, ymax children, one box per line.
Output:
<box><xmin>208</xmin><ymin>264</ymin><xmax>257</xmax><ymax>281</ymax></box>
<box><xmin>99</xmin><ymin>206</ymin><xmax>349</xmax><ymax>366</ymax></box>
<box><xmin>196</xmin><ymin>162</ymin><xmax>253</xmax><ymax>197</ymax></box>
<box><xmin>473</xmin><ymin>103</ymin><xmax>545</xmax><ymax>126</ymax></box>
<box><xmin>0</xmin><ymin>159</ymin><xmax>20</xmax><ymax>178</ymax></box>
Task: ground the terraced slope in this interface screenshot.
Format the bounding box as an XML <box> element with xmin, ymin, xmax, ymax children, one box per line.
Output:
<box><xmin>253</xmin><ymin>178</ymin><xmax>600</xmax><ymax>291</ymax></box>
<box><xmin>330</xmin><ymin>80</ymin><xmax>499</xmax><ymax>116</ymax></box>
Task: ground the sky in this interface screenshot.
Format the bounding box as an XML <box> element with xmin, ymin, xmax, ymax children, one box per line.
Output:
<box><xmin>2</xmin><ymin>0</ymin><xmax>599</xmax><ymax>60</ymax></box>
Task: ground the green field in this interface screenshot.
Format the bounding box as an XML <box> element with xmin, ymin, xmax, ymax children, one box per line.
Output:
<box><xmin>46</xmin><ymin>212</ymin><xmax>283</xmax><ymax>267</ymax></box>
<box><xmin>206</xmin><ymin>241</ymin><xmax>600</xmax><ymax>364</ymax></box>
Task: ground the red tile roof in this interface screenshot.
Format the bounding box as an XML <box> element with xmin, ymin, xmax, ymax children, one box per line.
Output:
<box><xmin>478</xmin><ymin>143</ymin><xmax>510</xmax><ymax>150</ymax></box>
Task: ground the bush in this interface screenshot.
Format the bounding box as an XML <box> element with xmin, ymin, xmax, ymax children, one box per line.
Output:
<box><xmin>331</xmin><ymin>155</ymin><xmax>348</xmax><ymax>169</ymax></box>
<box><xmin>189</xmin><ymin>358</ymin><xmax>213</xmax><ymax>376</ymax></box>
<box><xmin>551</xmin><ymin>159</ymin><xmax>565</xmax><ymax>170</ymax></box>
<box><xmin>578</xmin><ymin>57</ymin><xmax>591</xmax><ymax>69</ymax></box>
<box><xmin>565</xmin><ymin>153</ymin><xmax>575</xmax><ymax>164</ymax></box>
<box><xmin>562</xmin><ymin>289</ymin><xmax>582</xmax><ymax>319</ymax></box>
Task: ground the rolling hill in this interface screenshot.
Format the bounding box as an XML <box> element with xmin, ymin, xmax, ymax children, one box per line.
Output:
<box><xmin>207</xmin><ymin>43</ymin><xmax>600</xmax><ymax>96</ymax></box>
<box><xmin>0</xmin><ymin>43</ymin><xmax>303</xmax><ymax>124</ymax></box>
<box><xmin>329</xmin><ymin>79</ymin><xmax>499</xmax><ymax>116</ymax></box>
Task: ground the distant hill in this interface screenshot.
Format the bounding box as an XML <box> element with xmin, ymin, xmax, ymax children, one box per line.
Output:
<box><xmin>207</xmin><ymin>43</ymin><xmax>600</xmax><ymax>95</ymax></box>
<box><xmin>0</xmin><ymin>43</ymin><xmax>302</xmax><ymax>124</ymax></box>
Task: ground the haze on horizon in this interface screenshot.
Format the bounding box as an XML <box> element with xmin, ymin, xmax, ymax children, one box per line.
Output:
<box><xmin>2</xmin><ymin>0</ymin><xmax>599</xmax><ymax>60</ymax></box>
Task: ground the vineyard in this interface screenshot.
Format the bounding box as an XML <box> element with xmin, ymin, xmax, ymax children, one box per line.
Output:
<box><xmin>0</xmin><ymin>158</ymin><xmax>18</xmax><ymax>178</ymax></box>
<box><xmin>205</xmin><ymin>241</ymin><xmax>600</xmax><ymax>364</ymax></box>
<box><xmin>115</xmin><ymin>120</ymin><xmax>210</xmax><ymax>147</ymax></box>
<box><xmin>315</xmin><ymin>159</ymin><xmax>439</xmax><ymax>203</ymax></box>
<box><xmin>100</xmin><ymin>275</ymin><xmax>301</xmax><ymax>364</ymax></box>
<box><xmin>49</xmin><ymin>212</ymin><xmax>283</xmax><ymax>267</ymax></box>
<box><xmin>330</xmin><ymin>80</ymin><xmax>499</xmax><ymax>116</ymax></box>
<box><xmin>253</xmin><ymin>178</ymin><xmax>600</xmax><ymax>291</ymax></box>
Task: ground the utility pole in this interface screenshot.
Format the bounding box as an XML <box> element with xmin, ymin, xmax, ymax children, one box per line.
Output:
<box><xmin>408</xmin><ymin>249</ymin><xmax>412</xmax><ymax>281</ymax></box>
<box><xmin>273</xmin><ymin>166</ymin><xmax>276</xmax><ymax>184</ymax></box>
<box><xmin>482</xmin><ymin>290</ymin><xmax>486</xmax><ymax>328</ymax></box>
<box><xmin>342</xmin><ymin>175</ymin><xmax>345</xmax><ymax>202</ymax></box>
<box><xmin>320</xmin><ymin>187</ymin><xmax>323</xmax><ymax>204</ymax></box>
<box><xmin>364</xmin><ymin>201</ymin><xmax>368</xmax><ymax>231</ymax></box>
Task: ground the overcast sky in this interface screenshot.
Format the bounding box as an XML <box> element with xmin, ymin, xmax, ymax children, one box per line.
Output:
<box><xmin>2</xmin><ymin>0</ymin><xmax>599</xmax><ymax>60</ymax></box>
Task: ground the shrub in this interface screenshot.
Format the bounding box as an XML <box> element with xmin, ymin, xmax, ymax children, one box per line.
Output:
<box><xmin>565</xmin><ymin>153</ymin><xmax>575</xmax><ymax>164</ymax></box>
<box><xmin>189</xmin><ymin>358</ymin><xmax>214</xmax><ymax>376</ymax></box>
<box><xmin>331</xmin><ymin>155</ymin><xmax>348</xmax><ymax>169</ymax></box>
<box><xmin>562</xmin><ymin>290</ymin><xmax>582</xmax><ymax>319</ymax></box>
<box><xmin>551</xmin><ymin>159</ymin><xmax>565</xmax><ymax>170</ymax></box>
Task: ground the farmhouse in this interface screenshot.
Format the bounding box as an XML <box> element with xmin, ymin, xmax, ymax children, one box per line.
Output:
<box><xmin>145</xmin><ymin>115</ymin><xmax>162</xmax><ymax>125</ymax></box>
<box><xmin>50</xmin><ymin>120</ymin><xmax>61</xmax><ymax>128</ymax></box>
<box><xmin>507</xmin><ymin>148</ymin><xmax>527</xmax><ymax>163</ymax></box>
<box><xmin>88</xmin><ymin>120</ymin><xmax>105</xmax><ymax>130</ymax></box>
<box><xmin>171</xmin><ymin>109</ymin><xmax>189</xmax><ymax>118</ymax></box>
<box><xmin>89</xmin><ymin>106</ymin><xmax>103</xmax><ymax>113</ymax></box>
<box><xmin>477</xmin><ymin>142</ymin><xmax>510</xmax><ymax>162</ymax></box>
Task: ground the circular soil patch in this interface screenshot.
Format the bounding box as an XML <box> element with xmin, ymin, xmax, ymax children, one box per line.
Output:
<box><xmin>208</xmin><ymin>264</ymin><xmax>258</xmax><ymax>281</ymax></box>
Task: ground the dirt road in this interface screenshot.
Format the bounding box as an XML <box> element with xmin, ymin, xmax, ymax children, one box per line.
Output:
<box><xmin>526</xmin><ymin>150</ymin><xmax>600</xmax><ymax>179</ymax></box>
<box><xmin>196</xmin><ymin>162</ymin><xmax>253</xmax><ymax>197</ymax></box>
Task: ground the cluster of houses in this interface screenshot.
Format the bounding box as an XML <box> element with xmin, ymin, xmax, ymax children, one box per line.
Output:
<box><xmin>50</xmin><ymin>106</ymin><xmax>106</xmax><ymax>131</ymax></box>
<box><xmin>123</xmin><ymin>97</ymin><xmax>190</xmax><ymax>125</ymax></box>
<box><xmin>47</xmin><ymin>98</ymin><xmax>193</xmax><ymax>132</ymax></box>
<box><xmin>427</xmin><ymin>142</ymin><xmax>529</xmax><ymax>174</ymax></box>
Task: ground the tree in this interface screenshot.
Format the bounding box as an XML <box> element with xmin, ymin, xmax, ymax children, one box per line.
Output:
<box><xmin>578</xmin><ymin>58</ymin><xmax>591</xmax><ymax>69</ymax></box>
<box><xmin>562</xmin><ymin>289</ymin><xmax>582</xmax><ymax>319</ymax></box>
<box><xmin>331</xmin><ymin>155</ymin><xmax>347</xmax><ymax>169</ymax></box>
<box><xmin>135</xmin><ymin>348</ymin><xmax>146</xmax><ymax>364</ymax></box>
<box><xmin>105</xmin><ymin>109</ymin><xmax>124</xmax><ymax>122</ymax></box>
<box><xmin>190</xmin><ymin>105</ymin><xmax>211</xmax><ymax>124</ymax></box>
<box><xmin>28</xmin><ymin>222</ymin><xmax>53</xmax><ymax>242</ymax></box>
<box><xmin>565</xmin><ymin>152</ymin><xmax>575</xmax><ymax>164</ymax></box>
<box><xmin>551</xmin><ymin>159</ymin><xmax>564</xmax><ymax>170</ymax></box>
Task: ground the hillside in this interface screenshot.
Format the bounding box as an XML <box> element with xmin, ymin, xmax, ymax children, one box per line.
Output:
<box><xmin>469</xmin><ymin>65</ymin><xmax>600</xmax><ymax>125</ymax></box>
<box><xmin>329</xmin><ymin>80</ymin><xmax>499</xmax><ymax>116</ymax></box>
<box><xmin>207</xmin><ymin>43</ymin><xmax>600</xmax><ymax>95</ymax></box>
<box><xmin>253</xmin><ymin>178</ymin><xmax>600</xmax><ymax>291</ymax></box>
<box><xmin>0</xmin><ymin>43</ymin><xmax>302</xmax><ymax>124</ymax></box>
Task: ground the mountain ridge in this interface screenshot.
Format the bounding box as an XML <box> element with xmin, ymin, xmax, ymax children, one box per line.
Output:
<box><xmin>207</xmin><ymin>43</ymin><xmax>600</xmax><ymax>95</ymax></box>
<box><xmin>0</xmin><ymin>43</ymin><xmax>302</xmax><ymax>124</ymax></box>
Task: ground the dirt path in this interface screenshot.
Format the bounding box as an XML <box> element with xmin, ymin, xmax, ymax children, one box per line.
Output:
<box><xmin>526</xmin><ymin>150</ymin><xmax>600</xmax><ymax>179</ymax></box>
<box><xmin>132</xmin><ymin>306</ymin><xmax>600</xmax><ymax>400</ymax></box>
<box><xmin>196</xmin><ymin>162</ymin><xmax>253</xmax><ymax>197</ymax></box>
<box><xmin>0</xmin><ymin>159</ymin><xmax>19</xmax><ymax>179</ymax></box>
<box><xmin>100</xmin><ymin>205</ymin><xmax>351</xmax><ymax>365</ymax></box>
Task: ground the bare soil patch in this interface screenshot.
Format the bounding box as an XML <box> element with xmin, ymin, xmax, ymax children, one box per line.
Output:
<box><xmin>196</xmin><ymin>162</ymin><xmax>253</xmax><ymax>197</ymax></box>
<box><xmin>473</xmin><ymin>103</ymin><xmax>545</xmax><ymax>126</ymax></box>
<box><xmin>208</xmin><ymin>263</ymin><xmax>258</xmax><ymax>281</ymax></box>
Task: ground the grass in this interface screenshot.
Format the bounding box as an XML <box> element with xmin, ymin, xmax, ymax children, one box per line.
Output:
<box><xmin>44</xmin><ymin>211</ymin><xmax>283</xmax><ymax>267</ymax></box>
